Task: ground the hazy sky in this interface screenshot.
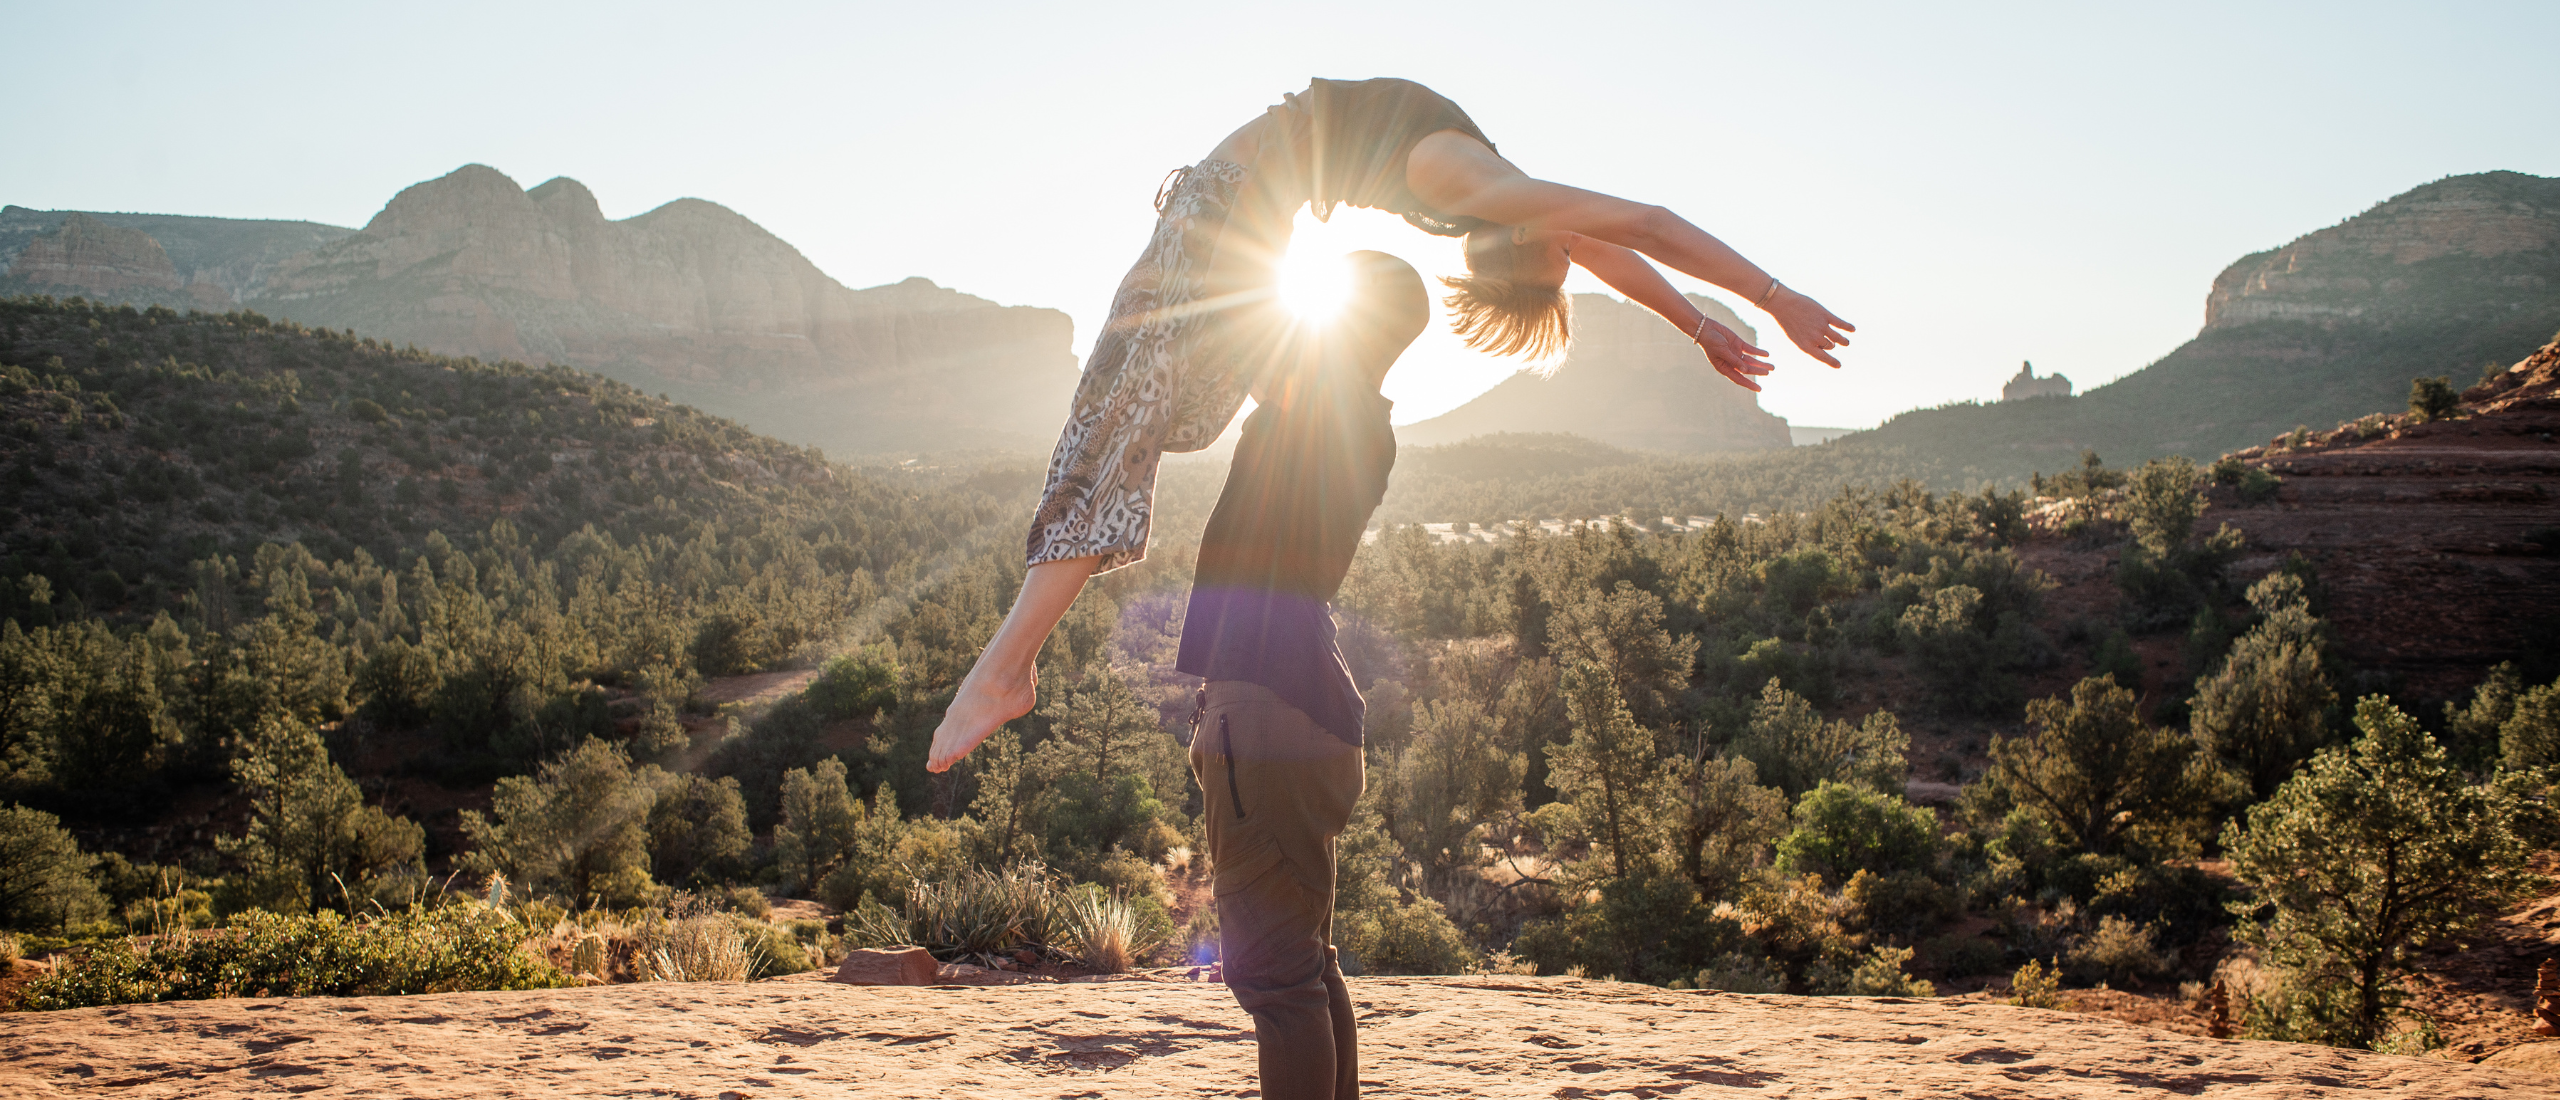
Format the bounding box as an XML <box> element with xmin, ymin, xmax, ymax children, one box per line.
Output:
<box><xmin>5</xmin><ymin>1</ymin><xmax>2554</xmax><ymax>429</ymax></box>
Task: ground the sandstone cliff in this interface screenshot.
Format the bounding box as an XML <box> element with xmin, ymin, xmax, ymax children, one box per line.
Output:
<box><xmin>2</xmin><ymin>212</ymin><xmax>181</xmax><ymax>294</ymax></box>
<box><xmin>0</xmin><ymin>205</ymin><xmax>354</xmax><ymax>307</ymax></box>
<box><xmin>1839</xmin><ymin>170</ymin><xmax>2560</xmax><ymax>484</ymax></box>
<box><xmin>1398</xmin><ymin>292</ymin><xmax>1794</xmax><ymax>452</ymax></box>
<box><xmin>243</xmin><ymin>165</ymin><xmax>1080</xmax><ymax>456</ymax></box>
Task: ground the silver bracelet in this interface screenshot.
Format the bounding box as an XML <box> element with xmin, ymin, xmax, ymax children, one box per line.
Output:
<box><xmin>1757</xmin><ymin>277</ymin><xmax>1783</xmax><ymax>307</ymax></box>
<box><xmin>1690</xmin><ymin>315</ymin><xmax>1711</xmax><ymax>344</ymax></box>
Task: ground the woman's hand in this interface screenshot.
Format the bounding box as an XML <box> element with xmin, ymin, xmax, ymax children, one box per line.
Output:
<box><xmin>1767</xmin><ymin>286</ymin><xmax>1855</xmax><ymax>368</ymax></box>
<box><xmin>1693</xmin><ymin>316</ymin><xmax>1775</xmax><ymax>392</ymax></box>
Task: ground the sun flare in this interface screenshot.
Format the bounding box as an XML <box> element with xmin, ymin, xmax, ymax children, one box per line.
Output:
<box><xmin>1276</xmin><ymin>247</ymin><xmax>1353</xmax><ymax>323</ymax></box>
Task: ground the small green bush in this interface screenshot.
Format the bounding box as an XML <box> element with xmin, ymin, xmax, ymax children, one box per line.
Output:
<box><xmin>1695</xmin><ymin>951</ymin><xmax>1786</xmax><ymax>993</ymax></box>
<box><xmin>1776</xmin><ymin>782</ymin><xmax>1944</xmax><ymax>882</ymax></box>
<box><xmin>1338</xmin><ymin>895</ymin><xmax>1472</xmax><ymax>976</ymax></box>
<box><xmin>15</xmin><ymin>905</ymin><xmax>566</xmax><ymax>1010</ymax></box>
<box><xmin>2065</xmin><ymin>914</ymin><xmax>2174</xmax><ymax>986</ymax></box>
<box><xmin>2407</xmin><ymin>376</ymin><xmax>2458</xmax><ymax>423</ymax></box>
<box><xmin>1810</xmin><ymin>944</ymin><xmax>1934</xmax><ymax>997</ymax></box>
<box><xmin>2236</xmin><ymin>466</ymin><xmax>2282</xmax><ymax>505</ymax></box>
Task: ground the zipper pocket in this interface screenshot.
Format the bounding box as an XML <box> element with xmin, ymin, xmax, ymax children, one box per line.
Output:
<box><xmin>1220</xmin><ymin>713</ymin><xmax>1245</xmax><ymax>820</ymax></box>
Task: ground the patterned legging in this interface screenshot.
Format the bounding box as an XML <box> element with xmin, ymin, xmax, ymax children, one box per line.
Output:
<box><xmin>1025</xmin><ymin>159</ymin><xmax>1278</xmax><ymax>574</ymax></box>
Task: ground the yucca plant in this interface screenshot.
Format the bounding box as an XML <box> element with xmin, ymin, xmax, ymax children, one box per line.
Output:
<box><xmin>1054</xmin><ymin>887</ymin><xmax>1170</xmax><ymax>973</ymax></box>
<box><xmin>902</xmin><ymin>864</ymin><xmax>1060</xmax><ymax>960</ymax></box>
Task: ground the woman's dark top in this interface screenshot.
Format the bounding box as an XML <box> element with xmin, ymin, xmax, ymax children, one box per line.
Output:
<box><xmin>1272</xmin><ymin>77</ymin><xmax>1498</xmax><ymax>238</ymax></box>
<box><xmin>1175</xmin><ymin>368</ymin><xmax>1397</xmax><ymax>745</ymax></box>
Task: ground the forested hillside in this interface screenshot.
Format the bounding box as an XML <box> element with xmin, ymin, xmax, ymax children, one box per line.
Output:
<box><xmin>5</xmin><ymin>292</ymin><xmax>2555</xmax><ymax>1063</ymax></box>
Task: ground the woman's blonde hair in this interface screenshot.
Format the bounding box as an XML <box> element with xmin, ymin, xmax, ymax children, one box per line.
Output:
<box><xmin>1441</xmin><ymin>228</ymin><xmax>1572</xmax><ymax>361</ymax></box>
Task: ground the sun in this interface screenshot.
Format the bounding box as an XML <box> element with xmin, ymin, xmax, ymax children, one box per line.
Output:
<box><xmin>1276</xmin><ymin>247</ymin><xmax>1352</xmax><ymax>323</ymax></box>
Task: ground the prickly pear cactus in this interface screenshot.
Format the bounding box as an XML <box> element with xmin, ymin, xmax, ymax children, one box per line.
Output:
<box><xmin>573</xmin><ymin>932</ymin><xmax>607</xmax><ymax>978</ymax></box>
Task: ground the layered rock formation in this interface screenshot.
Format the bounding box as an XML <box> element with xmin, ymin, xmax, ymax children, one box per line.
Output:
<box><xmin>245</xmin><ymin>165</ymin><xmax>1079</xmax><ymax>456</ymax></box>
<box><xmin>2</xmin><ymin>213</ymin><xmax>181</xmax><ymax>294</ymax></box>
<box><xmin>1399</xmin><ymin>293</ymin><xmax>1793</xmax><ymax>452</ymax></box>
<box><xmin>2207</xmin><ymin>331</ymin><xmax>2560</xmax><ymax>698</ymax></box>
<box><xmin>1844</xmin><ymin>170</ymin><xmax>2560</xmax><ymax>484</ymax></box>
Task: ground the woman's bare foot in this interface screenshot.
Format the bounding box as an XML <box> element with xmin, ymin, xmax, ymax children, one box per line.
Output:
<box><xmin>927</xmin><ymin>664</ymin><xmax>1036</xmax><ymax>772</ymax></box>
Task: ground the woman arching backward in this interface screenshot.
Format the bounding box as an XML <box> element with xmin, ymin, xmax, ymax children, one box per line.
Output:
<box><xmin>925</xmin><ymin>77</ymin><xmax>1854</xmax><ymax>773</ymax></box>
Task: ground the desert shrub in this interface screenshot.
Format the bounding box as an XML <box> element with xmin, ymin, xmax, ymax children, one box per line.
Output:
<box><xmin>1339</xmin><ymin>894</ymin><xmax>1473</xmax><ymax>976</ymax></box>
<box><xmin>2090</xmin><ymin>628</ymin><xmax>2141</xmax><ymax>690</ymax></box>
<box><xmin>1514</xmin><ymin>875</ymin><xmax>1740</xmax><ymax>985</ymax></box>
<box><xmin>1915</xmin><ymin>933</ymin><xmax>2004</xmax><ymax>978</ymax></box>
<box><xmin>2236</xmin><ymin>466</ymin><xmax>2282</xmax><ymax>505</ymax></box>
<box><xmin>0</xmin><ymin>803</ymin><xmax>105</xmax><ymax>931</ymax></box>
<box><xmin>1776</xmin><ymin>782</ymin><xmax>1943</xmax><ymax>882</ymax></box>
<box><xmin>1732</xmin><ymin>681</ymin><xmax>1907</xmax><ymax>800</ymax></box>
<box><xmin>2009</xmin><ymin>957</ymin><xmax>2063</xmax><ymax>1008</ymax></box>
<box><xmin>2223</xmin><ymin>697</ymin><xmax>2543</xmax><ymax>1049</ymax></box>
<box><xmin>1694</xmin><ymin>950</ymin><xmax>1786</xmax><ymax>993</ymax></box>
<box><xmin>2442</xmin><ymin>663</ymin><xmax>2523</xmax><ymax>767</ymax></box>
<box><xmin>1053</xmin><ymin>885</ymin><xmax>1173</xmax><ymax>973</ymax></box>
<box><xmin>2064</xmin><ymin>914</ymin><xmax>2174</xmax><ymax>986</ymax></box>
<box><xmin>1809</xmin><ymin>943</ymin><xmax>1934</xmax><ymax>997</ymax></box>
<box><xmin>14</xmin><ymin>905</ymin><xmax>566</xmax><ymax>1010</ymax></box>
<box><xmin>635</xmin><ymin>914</ymin><xmax>757</xmax><ymax>982</ymax></box>
<box><xmin>719</xmin><ymin>885</ymin><xmax>770</xmax><ymax>920</ymax></box>
<box><xmin>1842</xmin><ymin>868</ymin><xmax>1957</xmax><ymax>938</ymax></box>
<box><xmin>730</xmin><ymin>915</ymin><xmax>809</xmax><ymax>978</ymax></box>
<box><xmin>645</xmin><ymin>774</ymin><xmax>750</xmax><ymax>890</ymax></box>
<box><xmin>2082</xmin><ymin>861</ymin><xmax>2233</xmax><ymax>946</ymax></box>
<box><xmin>460</xmin><ymin>738</ymin><xmax>661</xmax><ymax>909</ymax></box>
<box><xmin>1984</xmin><ymin>676</ymin><xmax>2220</xmax><ymax>858</ymax></box>
<box><xmin>1895</xmin><ymin>585</ymin><xmax>2019</xmax><ymax>714</ymax></box>
<box><xmin>2407</xmin><ymin>376</ymin><xmax>2459</xmax><ymax>422</ymax></box>
<box><xmin>2499</xmin><ymin>677</ymin><xmax>2560</xmax><ymax>770</ymax></box>
<box><xmin>2123</xmin><ymin>457</ymin><xmax>2202</xmax><ymax>557</ymax></box>
<box><xmin>1725</xmin><ymin>873</ymin><xmax>1860</xmax><ymax>988</ymax></box>
<box><xmin>2192</xmin><ymin>575</ymin><xmax>2338</xmax><ymax>802</ymax></box>
<box><xmin>807</xmin><ymin>645</ymin><xmax>900</xmax><ymax>720</ymax></box>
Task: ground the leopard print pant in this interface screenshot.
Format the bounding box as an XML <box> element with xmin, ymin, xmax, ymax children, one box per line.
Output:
<box><xmin>1026</xmin><ymin>159</ymin><xmax>1262</xmax><ymax>574</ymax></box>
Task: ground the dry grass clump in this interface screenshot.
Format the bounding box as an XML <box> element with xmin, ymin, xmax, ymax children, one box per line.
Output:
<box><xmin>635</xmin><ymin>915</ymin><xmax>759</xmax><ymax>983</ymax></box>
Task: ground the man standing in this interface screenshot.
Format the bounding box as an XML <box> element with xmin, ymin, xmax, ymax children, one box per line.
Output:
<box><xmin>1177</xmin><ymin>251</ymin><xmax>1428</xmax><ymax>1100</ymax></box>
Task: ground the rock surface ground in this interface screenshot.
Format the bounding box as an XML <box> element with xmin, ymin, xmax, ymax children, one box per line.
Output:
<box><xmin>5</xmin><ymin>974</ymin><xmax>2554</xmax><ymax>1098</ymax></box>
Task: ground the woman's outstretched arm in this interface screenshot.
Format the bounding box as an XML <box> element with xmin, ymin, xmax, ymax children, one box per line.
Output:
<box><xmin>1407</xmin><ymin>131</ymin><xmax>1854</xmax><ymax>365</ymax></box>
<box><xmin>925</xmin><ymin>555</ymin><xmax>1099</xmax><ymax>772</ymax></box>
<box><xmin>1571</xmin><ymin>238</ymin><xmax>1773</xmax><ymax>391</ymax></box>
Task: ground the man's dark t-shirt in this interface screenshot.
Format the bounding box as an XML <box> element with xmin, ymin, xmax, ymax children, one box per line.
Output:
<box><xmin>1175</xmin><ymin>371</ymin><xmax>1395</xmax><ymax>745</ymax></box>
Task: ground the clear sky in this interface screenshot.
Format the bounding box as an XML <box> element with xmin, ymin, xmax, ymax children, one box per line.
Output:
<box><xmin>5</xmin><ymin>1</ymin><xmax>2554</xmax><ymax>429</ymax></box>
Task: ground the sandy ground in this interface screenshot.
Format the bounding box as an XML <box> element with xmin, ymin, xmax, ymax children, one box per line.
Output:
<box><xmin>5</xmin><ymin>974</ymin><xmax>2554</xmax><ymax>1099</ymax></box>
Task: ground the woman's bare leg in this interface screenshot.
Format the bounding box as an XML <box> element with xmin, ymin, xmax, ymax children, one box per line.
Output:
<box><xmin>925</xmin><ymin>555</ymin><xmax>1101</xmax><ymax>772</ymax></box>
